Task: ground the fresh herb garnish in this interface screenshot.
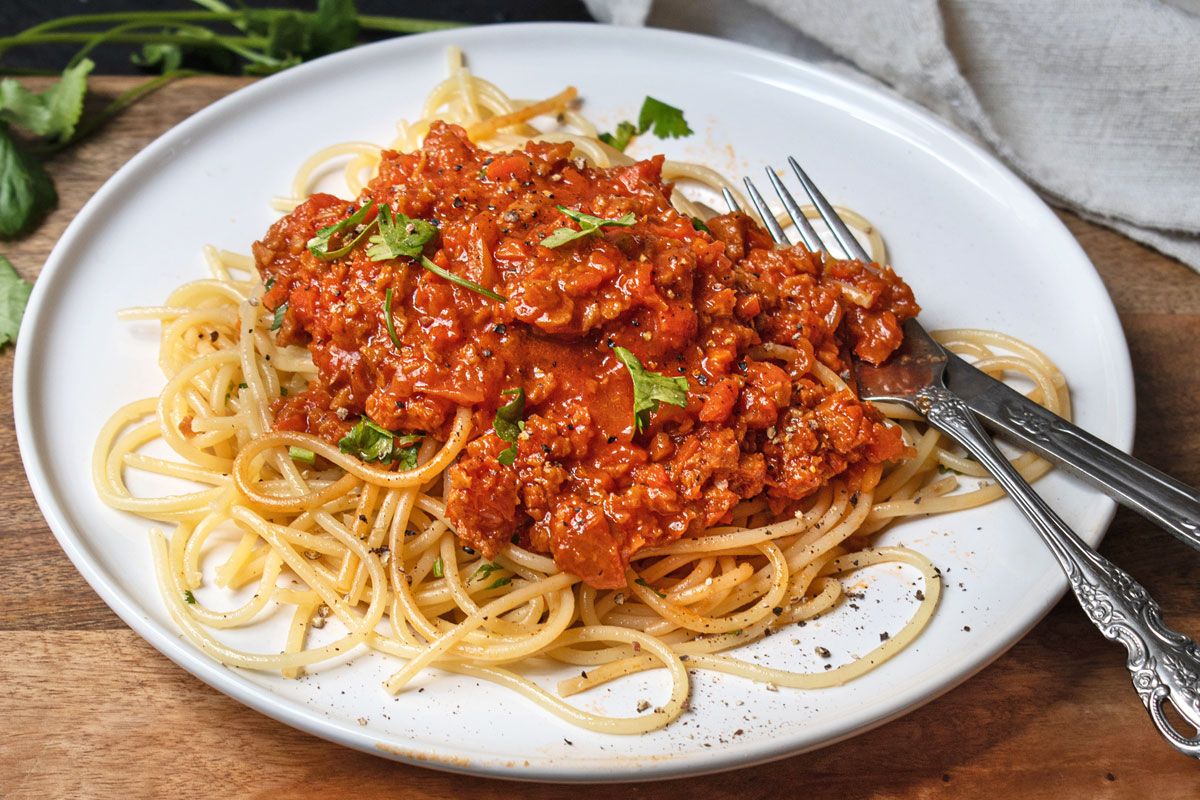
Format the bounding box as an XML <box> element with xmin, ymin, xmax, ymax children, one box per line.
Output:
<box><xmin>432</xmin><ymin>556</ymin><xmax>444</xmax><ymax>578</ymax></box>
<box><xmin>0</xmin><ymin>126</ymin><xmax>57</xmax><ymax>240</ymax></box>
<box><xmin>0</xmin><ymin>58</ymin><xmax>93</xmax><ymax>141</ymax></box>
<box><xmin>486</xmin><ymin>576</ymin><xmax>512</xmax><ymax>590</ymax></box>
<box><xmin>270</xmin><ymin>302</ymin><xmax>287</xmax><ymax>331</ymax></box>
<box><xmin>382</xmin><ymin>287</ymin><xmax>403</xmax><ymax>350</ymax></box>
<box><xmin>691</xmin><ymin>216</ymin><xmax>710</xmax><ymax>234</ymax></box>
<box><xmin>613</xmin><ymin>346</ymin><xmax>689</xmax><ymax>433</ymax></box>
<box><xmin>264</xmin><ymin>276</ymin><xmax>276</xmax><ymax>291</ymax></box>
<box><xmin>288</xmin><ymin>446</ymin><xmax>315</xmax><ymax>465</ymax></box>
<box><xmin>635</xmin><ymin>577</ymin><xmax>667</xmax><ymax>599</ymax></box>
<box><xmin>540</xmin><ymin>205</ymin><xmax>636</xmax><ymax>249</ymax></box>
<box><xmin>472</xmin><ymin>562</ymin><xmax>502</xmax><ymax>580</ymax></box>
<box><xmin>597</xmin><ymin>119</ymin><xmax>637</xmax><ymax>152</ymax></box>
<box><xmin>394</xmin><ymin>441</ymin><xmax>420</xmax><ymax>470</ymax></box>
<box><xmin>597</xmin><ymin>96</ymin><xmax>693</xmax><ymax>153</ymax></box>
<box><xmin>367</xmin><ymin>205</ymin><xmax>437</xmax><ymax>261</ymax></box>
<box><xmin>307</xmin><ymin>201</ymin><xmax>376</xmax><ymax>260</ymax></box>
<box><xmin>0</xmin><ymin>256</ymin><xmax>32</xmax><ymax>346</ymax></box>
<box><xmin>638</xmin><ymin>96</ymin><xmax>693</xmax><ymax>139</ymax></box>
<box><xmin>419</xmin><ymin>255</ymin><xmax>506</xmax><ymax>302</ymax></box>
<box><xmin>183</xmin><ymin>589</ymin><xmax>197</xmax><ymax>604</ymax></box>
<box><xmin>337</xmin><ymin>416</ymin><xmax>420</xmax><ymax>464</ymax></box>
<box><xmin>493</xmin><ymin>387</ymin><xmax>525</xmax><ymax>466</ymax></box>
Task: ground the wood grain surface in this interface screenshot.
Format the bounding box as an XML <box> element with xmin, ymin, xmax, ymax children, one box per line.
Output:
<box><xmin>3</xmin><ymin>76</ymin><xmax>1199</xmax><ymax>799</ymax></box>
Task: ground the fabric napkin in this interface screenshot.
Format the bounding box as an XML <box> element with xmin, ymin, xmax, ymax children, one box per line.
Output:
<box><xmin>585</xmin><ymin>0</ymin><xmax>1200</xmax><ymax>271</ymax></box>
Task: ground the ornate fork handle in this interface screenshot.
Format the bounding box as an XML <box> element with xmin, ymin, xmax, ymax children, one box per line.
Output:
<box><xmin>916</xmin><ymin>385</ymin><xmax>1200</xmax><ymax>757</ymax></box>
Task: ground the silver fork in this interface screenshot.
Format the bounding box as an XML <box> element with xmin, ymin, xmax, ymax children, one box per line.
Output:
<box><xmin>739</xmin><ymin>162</ymin><xmax>1200</xmax><ymax>759</ymax></box>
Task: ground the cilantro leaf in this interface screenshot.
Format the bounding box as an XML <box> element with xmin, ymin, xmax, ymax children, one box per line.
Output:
<box><xmin>691</xmin><ymin>216</ymin><xmax>710</xmax><ymax>234</ymax></box>
<box><xmin>540</xmin><ymin>205</ymin><xmax>636</xmax><ymax>249</ymax></box>
<box><xmin>395</xmin><ymin>441</ymin><xmax>420</xmax><ymax>470</ymax></box>
<box><xmin>0</xmin><ymin>256</ymin><xmax>32</xmax><ymax>347</ymax></box>
<box><xmin>472</xmin><ymin>562</ymin><xmax>502</xmax><ymax>580</ymax></box>
<box><xmin>338</xmin><ymin>417</ymin><xmax>394</xmax><ymax>462</ymax></box>
<box><xmin>270</xmin><ymin>302</ymin><xmax>287</xmax><ymax>331</ymax></box>
<box><xmin>0</xmin><ymin>126</ymin><xmax>57</xmax><ymax>240</ymax></box>
<box><xmin>637</xmin><ymin>96</ymin><xmax>692</xmax><ymax>139</ymax></box>
<box><xmin>183</xmin><ymin>589</ymin><xmax>197</xmax><ymax>604</ymax></box>
<box><xmin>613</xmin><ymin>346</ymin><xmax>689</xmax><ymax>433</ymax></box>
<box><xmin>131</xmin><ymin>43</ymin><xmax>183</xmax><ymax>74</ymax></box>
<box><xmin>493</xmin><ymin>387</ymin><xmax>525</xmax><ymax>465</ymax></box>
<box><xmin>367</xmin><ymin>205</ymin><xmax>437</xmax><ymax>261</ymax></box>
<box><xmin>486</xmin><ymin>576</ymin><xmax>512</xmax><ymax>590</ymax></box>
<box><xmin>0</xmin><ymin>59</ymin><xmax>94</xmax><ymax>142</ymax></box>
<box><xmin>307</xmin><ymin>201</ymin><xmax>376</xmax><ymax>260</ymax></box>
<box><xmin>419</xmin><ymin>255</ymin><xmax>506</xmax><ymax>302</ymax></box>
<box><xmin>598</xmin><ymin>120</ymin><xmax>637</xmax><ymax>152</ymax></box>
<box><xmin>288</xmin><ymin>446</ymin><xmax>316</xmax><ymax>465</ymax></box>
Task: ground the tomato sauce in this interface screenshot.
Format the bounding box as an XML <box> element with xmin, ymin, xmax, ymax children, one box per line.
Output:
<box><xmin>254</xmin><ymin>122</ymin><xmax>918</xmax><ymax>589</ymax></box>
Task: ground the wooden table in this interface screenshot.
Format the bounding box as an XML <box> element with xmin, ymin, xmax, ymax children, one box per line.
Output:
<box><xmin>3</xmin><ymin>76</ymin><xmax>1198</xmax><ymax>799</ymax></box>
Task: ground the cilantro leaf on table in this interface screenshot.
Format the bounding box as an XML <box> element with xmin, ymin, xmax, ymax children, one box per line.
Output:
<box><xmin>613</xmin><ymin>346</ymin><xmax>689</xmax><ymax>433</ymax></box>
<box><xmin>0</xmin><ymin>59</ymin><xmax>94</xmax><ymax>142</ymax></box>
<box><xmin>0</xmin><ymin>128</ymin><xmax>57</xmax><ymax>240</ymax></box>
<box><xmin>0</xmin><ymin>255</ymin><xmax>33</xmax><ymax>346</ymax></box>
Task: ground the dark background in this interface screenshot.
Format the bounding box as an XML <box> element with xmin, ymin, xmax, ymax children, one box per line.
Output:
<box><xmin>1</xmin><ymin>1</ymin><xmax>596</xmax><ymax>72</ymax></box>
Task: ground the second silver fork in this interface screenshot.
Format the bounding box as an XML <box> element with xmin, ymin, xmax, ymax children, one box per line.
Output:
<box><xmin>736</xmin><ymin>162</ymin><xmax>1200</xmax><ymax>759</ymax></box>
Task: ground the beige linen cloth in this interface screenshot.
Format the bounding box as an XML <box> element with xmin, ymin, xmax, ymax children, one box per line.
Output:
<box><xmin>586</xmin><ymin>0</ymin><xmax>1200</xmax><ymax>270</ymax></box>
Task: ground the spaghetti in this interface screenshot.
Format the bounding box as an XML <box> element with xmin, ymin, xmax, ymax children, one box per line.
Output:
<box><xmin>93</xmin><ymin>47</ymin><xmax>1070</xmax><ymax>734</ymax></box>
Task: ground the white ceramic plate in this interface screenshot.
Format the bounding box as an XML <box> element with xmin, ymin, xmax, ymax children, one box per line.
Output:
<box><xmin>14</xmin><ymin>23</ymin><xmax>1134</xmax><ymax>782</ymax></box>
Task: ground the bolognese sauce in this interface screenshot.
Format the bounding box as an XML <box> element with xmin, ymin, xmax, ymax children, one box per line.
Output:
<box><xmin>253</xmin><ymin>122</ymin><xmax>918</xmax><ymax>589</ymax></box>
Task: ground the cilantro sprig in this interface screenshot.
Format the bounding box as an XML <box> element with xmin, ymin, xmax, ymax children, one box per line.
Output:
<box><xmin>493</xmin><ymin>387</ymin><xmax>525</xmax><ymax>466</ymax></box>
<box><xmin>0</xmin><ymin>256</ymin><xmax>32</xmax><ymax>346</ymax></box>
<box><xmin>367</xmin><ymin>205</ymin><xmax>436</xmax><ymax>260</ymax></box>
<box><xmin>613</xmin><ymin>346</ymin><xmax>689</xmax><ymax>433</ymax></box>
<box><xmin>598</xmin><ymin>96</ymin><xmax>693</xmax><ymax>152</ymax></box>
<box><xmin>540</xmin><ymin>205</ymin><xmax>636</xmax><ymax>249</ymax></box>
<box><xmin>307</xmin><ymin>201</ymin><xmax>376</xmax><ymax>260</ymax></box>
<box><xmin>337</xmin><ymin>416</ymin><xmax>421</xmax><ymax>466</ymax></box>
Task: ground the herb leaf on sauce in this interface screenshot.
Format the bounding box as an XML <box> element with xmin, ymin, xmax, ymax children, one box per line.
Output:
<box><xmin>540</xmin><ymin>205</ymin><xmax>636</xmax><ymax>249</ymax></box>
<box><xmin>382</xmin><ymin>287</ymin><xmax>403</xmax><ymax>350</ymax></box>
<box><xmin>493</xmin><ymin>387</ymin><xmax>526</xmax><ymax>466</ymax></box>
<box><xmin>691</xmin><ymin>216</ymin><xmax>711</xmax><ymax>234</ymax></box>
<box><xmin>419</xmin><ymin>255</ymin><xmax>506</xmax><ymax>302</ymax></box>
<box><xmin>367</xmin><ymin>205</ymin><xmax>437</xmax><ymax>261</ymax></box>
<box><xmin>338</xmin><ymin>416</ymin><xmax>421</xmax><ymax>464</ymax></box>
<box><xmin>0</xmin><ymin>256</ymin><xmax>32</xmax><ymax>346</ymax></box>
<box><xmin>613</xmin><ymin>346</ymin><xmax>689</xmax><ymax>433</ymax></box>
<box><xmin>307</xmin><ymin>201</ymin><xmax>377</xmax><ymax>260</ymax></box>
<box><xmin>270</xmin><ymin>301</ymin><xmax>288</xmax><ymax>331</ymax></box>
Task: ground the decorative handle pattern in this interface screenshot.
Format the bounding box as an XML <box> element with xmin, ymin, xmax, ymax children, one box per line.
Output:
<box><xmin>916</xmin><ymin>385</ymin><xmax>1200</xmax><ymax>757</ymax></box>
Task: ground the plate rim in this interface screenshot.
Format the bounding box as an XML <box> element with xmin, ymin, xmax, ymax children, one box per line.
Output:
<box><xmin>12</xmin><ymin>21</ymin><xmax>1134</xmax><ymax>782</ymax></box>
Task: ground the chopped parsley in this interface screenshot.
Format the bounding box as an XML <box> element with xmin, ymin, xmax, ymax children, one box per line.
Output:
<box><xmin>540</xmin><ymin>205</ymin><xmax>636</xmax><ymax>249</ymax></box>
<box><xmin>366</xmin><ymin>205</ymin><xmax>437</xmax><ymax>261</ymax></box>
<box><xmin>635</xmin><ymin>577</ymin><xmax>667</xmax><ymax>599</ymax></box>
<box><xmin>288</xmin><ymin>446</ymin><xmax>315</xmax><ymax>465</ymax></box>
<box><xmin>596</xmin><ymin>96</ymin><xmax>693</xmax><ymax>153</ymax></box>
<box><xmin>419</xmin><ymin>255</ymin><xmax>506</xmax><ymax>302</ymax></box>
<box><xmin>382</xmin><ymin>287</ymin><xmax>403</xmax><ymax>350</ymax></box>
<box><xmin>613</xmin><ymin>346</ymin><xmax>689</xmax><ymax>433</ymax></box>
<box><xmin>493</xmin><ymin>387</ymin><xmax>526</xmax><ymax>466</ymax></box>
<box><xmin>486</xmin><ymin>576</ymin><xmax>512</xmax><ymax>590</ymax></box>
<box><xmin>337</xmin><ymin>416</ymin><xmax>421</xmax><ymax>464</ymax></box>
<box><xmin>472</xmin><ymin>562</ymin><xmax>502</xmax><ymax>581</ymax></box>
<box><xmin>270</xmin><ymin>302</ymin><xmax>287</xmax><ymax>331</ymax></box>
<box><xmin>183</xmin><ymin>589</ymin><xmax>197</xmax><ymax>604</ymax></box>
<box><xmin>691</xmin><ymin>216</ymin><xmax>710</xmax><ymax>233</ymax></box>
<box><xmin>432</xmin><ymin>556</ymin><xmax>444</xmax><ymax>579</ymax></box>
<box><xmin>306</xmin><ymin>201</ymin><xmax>377</xmax><ymax>260</ymax></box>
<box><xmin>598</xmin><ymin>120</ymin><xmax>637</xmax><ymax>152</ymax></box>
